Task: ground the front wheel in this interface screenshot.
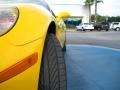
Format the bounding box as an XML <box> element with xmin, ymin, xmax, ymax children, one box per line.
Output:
<box><xmin>62</xmin><ymin>42</ymin><xmax>66</xmax><ymax>52</ymax></box>
<box><xmin>38</xmin><ymin>34</ymin><xmax>67</xmax><ymax>90</ymax></box>
<box><xmin>116</xmin><ymin>27</ymin><xmax>120</xmax><ymax>31</ymax></box>
<box><xmin>97</xmin><ymin>28</ymin><xmax>101</xmax><ymax>31</ymax></box>
<box><xmin>106</xmin><ymin>29</ymin><xmax>109</xmax><ymax>31</ymax></box>
<box><xmin>82</xmin><ymin>27</ymin><xmax>85</xmax><ymax>31</ymax></box>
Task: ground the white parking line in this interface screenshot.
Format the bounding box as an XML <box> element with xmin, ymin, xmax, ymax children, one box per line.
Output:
<box><xmin>67</xmin><ymin>44</ymin><xmax>120</xmax><ymax>52</ymax></box>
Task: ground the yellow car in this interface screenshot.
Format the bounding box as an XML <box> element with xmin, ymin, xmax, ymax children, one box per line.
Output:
<box><xmin>0</xmin><ymin>0</ymin><xmax>70</xmax><ymax>90</ymax></box>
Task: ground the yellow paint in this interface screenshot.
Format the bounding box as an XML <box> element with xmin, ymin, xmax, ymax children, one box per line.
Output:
<box><xmin>57</xmin><ymin>11</ymin><xmax>71</xmax><ymax>22</ymax></box>
<box><xmin>0</xmin><ymin>4</ymin><xmax>69</xmax><ymax>90</ymax></box>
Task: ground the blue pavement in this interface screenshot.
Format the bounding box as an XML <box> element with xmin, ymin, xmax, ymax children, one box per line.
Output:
<box><xmin>65</xmin><ymin>45</ymin><xmax>120</xmax><ymax>90</ymax></box>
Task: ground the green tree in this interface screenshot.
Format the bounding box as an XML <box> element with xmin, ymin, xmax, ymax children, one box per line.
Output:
<box><xmin>91</xmin><ymin>14</ymin><xmax>107</xmax><ymax>22</ymax></box>
<box><xmin>108</xmin><ymin>16</ymin><xmax>120</xmax><ymax>23</ymax></box>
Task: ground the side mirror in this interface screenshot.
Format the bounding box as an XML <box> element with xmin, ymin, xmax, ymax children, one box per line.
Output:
<box><xmin>57</xmin><ymin>11</ymin><xmax>70</xmax><ymax>22</ymax></box>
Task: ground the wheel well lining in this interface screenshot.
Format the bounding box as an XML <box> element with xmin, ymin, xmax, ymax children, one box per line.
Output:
<box><xmin>47</xmin><ymin>22</ymin><xmax>56</xmax><ymax>34</ymax></box>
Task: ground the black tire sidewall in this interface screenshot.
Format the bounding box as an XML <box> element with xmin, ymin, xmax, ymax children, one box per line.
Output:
<box><xmin>39</xmin><ymin>34</ymin><xmax>67</xmax><ymax>90</ymax></box>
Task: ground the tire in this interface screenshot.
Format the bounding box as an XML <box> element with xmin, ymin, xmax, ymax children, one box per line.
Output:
<box><xmin>62</xmin><ymin>43</ymin><xmax>66</xmax><ymax>52</ymax></box>
<box><xmin>38</xmin><ymin>34</ymin><xmax>67</xmax><ymax>90</ymax></box>
<box><xmin>97</xmin><ymin>28</ymin><xmax>101</xmax><ymax>31</ymax></box>
<box><xmin>116</xmin><ymin>27</ymin><xmax>120</xmax><ymax>31</ymax></box>
<box><xmin>83</xmin><ymin>29</ymin><xmax>85</xmax><ymax>31</ymax></box>
<box><xmin>82</xmin><ymin>27</ymin><xmax>85</xmax><ymax>31</ymax></box>
<box><xmin>106</xmin><ymin>29</ymin><xmax>109</xmax><ymax>31</ymax></box>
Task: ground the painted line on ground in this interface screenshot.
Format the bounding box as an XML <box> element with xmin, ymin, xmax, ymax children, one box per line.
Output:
<box><xmin>67</xmin><ymin>44</ymin><xmax>120</xmax><ymax>52</ymax></box>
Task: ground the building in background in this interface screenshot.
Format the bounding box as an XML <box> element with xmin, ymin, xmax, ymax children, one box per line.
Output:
<box><xmin>48</xmin><ymin>0</ymin><xmax>89</xmax><ymax>23</ymax></box>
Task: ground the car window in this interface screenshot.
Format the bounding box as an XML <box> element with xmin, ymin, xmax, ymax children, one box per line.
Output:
<box><xmin>89</xmin><ymin>23</ymin><xmax>94</xmax><ymax>25</ymax></box>
<box><xmin>84</xmin><ymin>23</ymin><xmax>93</xmax><ymax>25</ymax></box>
<box><xmin>84</xmin><ymin>23</ymin><xmax>89</xmax><ymax>25</ymax></box>
<box><xmin>113</xmin><ymin>23</ymin><xmax>119</xmax><ymax>25</ymax></box>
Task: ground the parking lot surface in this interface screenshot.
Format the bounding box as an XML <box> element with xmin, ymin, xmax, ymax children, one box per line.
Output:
<box><xmin>65</xmin><ymin>31</ymin><xmax>120</xmax><ymax>90</ymax></box>
<box><xmin>66</xmin><ymin>31</ymin><xmax>120</xmax><ymax>49</ymax></box>
<box><xmin>65</xmin><ymin>45</ymin><xmax>120</xmax><ymax>90</ymax></box>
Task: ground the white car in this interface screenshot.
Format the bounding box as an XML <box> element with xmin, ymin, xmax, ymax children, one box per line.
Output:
<box><xmin>110</xmin><ymin>22</ymin><xmax>120</xmax><ymax>31</ymax></box>
<box><xmin>76</xmin><ymin>23</ymin><xmax>94</xmax><ymax>31</ymax></box>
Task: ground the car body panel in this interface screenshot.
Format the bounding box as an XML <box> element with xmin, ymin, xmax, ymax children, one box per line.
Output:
<box><xmin>6</xmin><ymin>4</ymin><xmax>51</xmax><ymax>45</ymax></box>
<box><xmin>56</xmin><ymin>19</ymin><xmax>66</xmax><ymax>47</ymax></box>
<box><xmin>110</xmin><ymin>22</ymin><xmax>120</xmax><ymax>30</ymax></box>
<box><xmin>0</xmin><ymin>2</ymin><xmax>66</xmax><ymax>90</ymax></box>
<box><xmin>76</xmin><ymin>23</ymin><xmax>94</xmax><ymax>30</ymax></box>
<box><xmin>94</xmin><ymin>22</ymin><xmax>109</xmax><ymax>30</ymax></box>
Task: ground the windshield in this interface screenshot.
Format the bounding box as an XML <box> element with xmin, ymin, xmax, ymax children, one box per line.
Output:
<box><xmin>113</xmin><ymin>23</ymin><xmax>119</xmax><ymax>25</ymax></box>
<box><xmin>84</xmin><ymin>23</ymin><xmax>93</xmax><ymax>25</ymax></box>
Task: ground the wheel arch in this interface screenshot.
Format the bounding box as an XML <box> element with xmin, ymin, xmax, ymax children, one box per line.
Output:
<box><xmin>47</xmin><ymin>21</ymin><xmax>56</xmax><ymax>35</ymax></box>
<box><xmin>38</xmin><ymin>22</ymin><xmax>57</xmax><ymax>89</ymax></box>
<box><xmin>41</xmin><ymin>21</ymin><xmax>56</xmax><ymax>51</ymax></box>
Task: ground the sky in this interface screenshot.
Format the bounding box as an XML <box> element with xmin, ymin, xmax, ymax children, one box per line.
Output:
<box><xmin>92</xmin><ymin>0</ymin><xmax>120</xmax><ymax>16</ymax></box>
<box><xmin>48</xmin><ymin>0</ymin><xmax>120</xmax><ymax>16</ymax></box>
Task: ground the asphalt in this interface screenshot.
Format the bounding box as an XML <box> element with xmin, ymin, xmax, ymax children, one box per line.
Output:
<box><xmin>65</xmin><ymin>45</ymin><xmax>120</xmax><ymax>90</ymax></box>
<box><xmin>66</xmin><ymin>31</ymin><xmax>120</xmax><ymax>49</ymax></box>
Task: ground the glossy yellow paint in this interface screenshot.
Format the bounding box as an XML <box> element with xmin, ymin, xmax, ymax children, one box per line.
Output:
<box><xmin>0</xmin><ymin>39</ymin><xmax>44</xmax><ymax>90</ymax></box>
<box><xmin>0</xmin><ymin>3</ymin><xmax>68</xmax><ymax>90</ymax></box>
<box><xmin>56</xmin><ymin>11</ymin><xmax>70</xmax><ymax>47</ymax></box>
<box><xmin>57</xmin><ymin>11</ymin><xmax>70</xmax><ymax>22</ymax></box>
<box><xmin>0</xmin><ymin>4</ymin><xmax>51</xmax><ymax>90</ymax></box>
<box><xmin>56</xmin><ymin>19</ymin><xmax>66</xmax><ymax>47</ymax></box>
